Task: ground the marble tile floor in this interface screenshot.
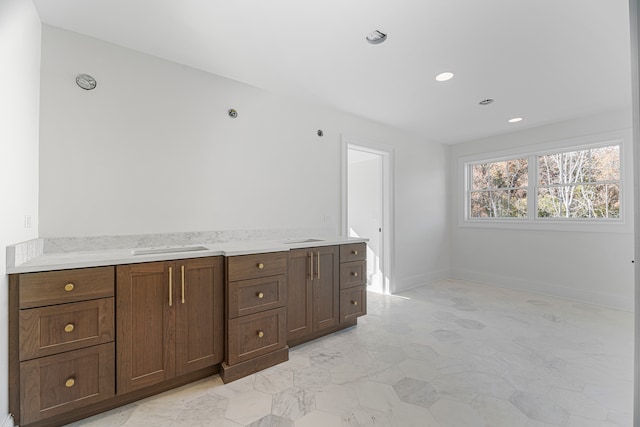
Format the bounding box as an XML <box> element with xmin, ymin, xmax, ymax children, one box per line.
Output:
<box><xmin>66</xmin><ymin>279</ymin><xmax>634</xmax><ymax>427</ymax></box>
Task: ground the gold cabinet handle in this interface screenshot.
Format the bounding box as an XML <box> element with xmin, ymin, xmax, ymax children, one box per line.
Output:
<box><xmin>352</xmin><ymin>272</ymin><xmax>358</xmax><ymax>277</ymax></box>
<box><xmin>64</xmin><ymin>283</ymin><xmax>74</xmax><ymax>292</ymax></box>
<box><xmin>168</xmin><ymin>267</ymin><xmax>173</xmax><ymax>307</ymax></box>
<box><xmin>352</xmin><ymin>300</ymin><xmax>358</xmax><ymax>306</ymax></box>
<box><xmin>65</xmin><ymin>378</ymin><xmax>75</xmax><ymax>388</ymax></box>
<box><xmin>353</xmin><ymin>250</ymin><xmax>358</xmax><ymax>255</ymax></box>
<box><xmin>309</xmin><ymin>252</ymin><xmax>313</xmax><ymax>279</ymax></box>
<box><xmin>257</xmin><ymin>292</ymin><xmax>264</xmax><ymax>299</ymax></box>
<box><xmin>258</xmin><ymin>263</ymin><xmax>264</xmax><ymax>269</ymax></box>
<box><xmin>257</xmin><ymin>331</ymin><xmax>264</xmax><ymax>338</ymax></box>
<box><xmin>64</xmin><ymin>323</ymin><xmax>75</xmax><ymax>333</ymax></box>
<box><xmin>181</xmin><ymin>265</ymin><xmax>185</xmax><ymax>304</ymax></box>
<box><xmin>316</xmin><ymin>251</ymin><xmax>320</xmax><ymax>280</ymax></box>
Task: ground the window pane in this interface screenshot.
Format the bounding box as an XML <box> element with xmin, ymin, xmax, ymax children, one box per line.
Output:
<box><xmin>470</xmin><ymin>189</ymin><xmax>527</xmax><ymax>218</ymax></box>
<box><xmin>538</xmin><ymin>149</ymin><xmax>590</xmax><ymax>185</ymax></box>
<box><xmin>537</xmin><ymin>184</ymin><xmax>620</xmax><ymax>218</ymax></box>
<box><xmin>471</xmin><ymin>158</ymin><xmax>528</xmax><ymax>190</ymax></box>
<box><xmin>538</xmin><ymin>145</ymin><xmax>620</xmax><ymax>185</ymax></box>
<box><xmin>590</xmin><ymin>146</ymin><xmax>620</xmax><ymax>181</ymax></box>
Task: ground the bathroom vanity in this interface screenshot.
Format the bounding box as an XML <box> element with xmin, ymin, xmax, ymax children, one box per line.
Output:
<box><xmin>8</xmin><ymin>238</ymin><xmax>367</xmax><ymax>427</ymax></box>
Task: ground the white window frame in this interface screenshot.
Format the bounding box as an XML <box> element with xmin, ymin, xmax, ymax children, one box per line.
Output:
<box><xmin>458</xmin><ymin>130</ymin><xmax>631</xmax><ymax>233</ymax></box>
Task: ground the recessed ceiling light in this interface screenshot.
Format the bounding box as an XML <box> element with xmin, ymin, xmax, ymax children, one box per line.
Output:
<box><xmin>435</xmin><ymin>72</ymin><xmax>454</xmax><ymax>82</ymax></box>
<box><xmin>479</xmin><ymin>99</ymin><xmax>494</xmax><ymax>106</ymax></box>
<box><xmin>508</xmin><ymin>117</ymin><xmax>523</xmax><ymax>123</ymax></box>
<box><xmin>366</xmin><ymin>30</ymin><xmax>387</xmax><ymax>45</ymax></box>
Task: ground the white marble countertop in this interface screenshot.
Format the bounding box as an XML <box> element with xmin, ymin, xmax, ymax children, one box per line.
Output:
<box><xmin>7</xmin><ymin>236</ymin><xmax>368</xmax><ymax>274</ymax></box>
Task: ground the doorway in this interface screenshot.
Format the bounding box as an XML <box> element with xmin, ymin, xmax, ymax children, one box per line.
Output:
<box><xmin>342</xmin><ymin>139</ymin><xmax>393</xmax><ymax>294</ymax></box>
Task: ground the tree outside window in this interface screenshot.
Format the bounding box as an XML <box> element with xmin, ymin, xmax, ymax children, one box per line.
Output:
<box><xmin>469</xmin><ymin>158</ymin><xmax>528</xmax><ymax>218</ymax></box>
<box><xmin>466</xmin><ymin>143</ymin><xmax>621</xmax><ymax>221</ymax></box>
<box><xmin>537</xmin><ymin>146</ymin><xmax>620</xmax><ymax>219</ymax></box>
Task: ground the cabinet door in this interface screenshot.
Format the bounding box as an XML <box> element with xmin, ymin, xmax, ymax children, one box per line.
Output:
<box><xmin>313</xmin><ymin>246</ymin><xmax>340</xmax><ymax>332</ymax></box>
<box><xmin>287</xmin><ymin>249</ymin><xmax>313</xmax><ymax>342</ymax></box>
<box><xmin>175</xmin><ymin>257</ymin><xmax>224</xmax><ymax>375</ymax></box>
<box><xmin>116</xmin><ymin>262</ymin><xmax>175</xmax><ymax>394</ymax></box>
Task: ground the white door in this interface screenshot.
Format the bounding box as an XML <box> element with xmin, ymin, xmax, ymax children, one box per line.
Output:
<box><xmin>347</xmin><ymin>147</ymin><xmax>385</xmax><ymax>293</ymax></box>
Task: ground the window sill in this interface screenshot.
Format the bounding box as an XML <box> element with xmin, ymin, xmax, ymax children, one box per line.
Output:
<box><xmin>460</xmin><ymin>218</ymin><xmax>631</xmax><ymax>234</ymax></box>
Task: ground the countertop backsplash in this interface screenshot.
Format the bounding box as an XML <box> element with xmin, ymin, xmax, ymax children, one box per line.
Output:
<box><xmin>42</xmin><ymin>227</ymin><xmax>336</xmax><ymax>253</ymax></box>
<box><xmin>6</xmin><ymin>226</ymin><xmax>368</xmax><ymax>274</ymax></box>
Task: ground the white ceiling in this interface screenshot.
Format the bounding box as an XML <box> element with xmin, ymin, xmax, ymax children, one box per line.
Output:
<box><xmin>32</xmin><ymin>0</ymin><xmax>632</xmax><ymax>145</ymax></box>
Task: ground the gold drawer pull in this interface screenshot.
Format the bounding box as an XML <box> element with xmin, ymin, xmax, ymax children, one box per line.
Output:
<box><xmin>352</xmin><ymin>250</ymin><xmax>358</xmax><ymax>255</ymax></box>
<box><xmin>352</xmin><ymin>300</ymin><xmax>358</xmax><ymax>306</ymax></box>
<box><xmin>64</xmin><ymin>323</ymin><xmax>75</xmax><ymax>333</ymax></box>
<box><xmin>64</xmin><ymin>283</ymin><xmax>75</xmax><ymax>292</ymax></box>
<box><xmin>257</xmin><ymin>331</ymin><xmax>264</xmax><ymax>338</ymax></box>
<box><xmin>351</xmin><ymin>272</ymin><xmax>358</xmax><ymax>277</ymax></box>
<box><xmin>65</xmin><ymin>378</ymin><xmax>75</xmax><ymax>388</ymax></box>
<box><xmin>258</xmin><ymin>263</ymin><xmax>265</xmax><ymax>269</ymax></box>
<box><xmin>257</xmin><ymin>292</ymin><xmax>264</xmax><ymax>299</ymax></box>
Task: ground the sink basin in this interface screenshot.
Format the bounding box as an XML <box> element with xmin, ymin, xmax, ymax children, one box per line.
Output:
<box><xmin>282</xmin><ymin>238</ymin><xmax>324</xmax><ymax>244</ymax></box>
<box><xmin>131</xmin><ymin>245</ymin><xmax>209</xmax><ymax>255</ymax></box>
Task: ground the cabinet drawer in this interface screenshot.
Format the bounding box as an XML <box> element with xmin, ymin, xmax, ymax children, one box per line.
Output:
<box><xmin>340</xmin><ymin>286</ymin><xmax>367</xmax><ymax>323</ymax></box>
<box><xmin>19</xmin><ymin>266</ymin><xmax>114</xmax><ymax>309</ymax></box>
<box><xmin>227</xmin><ymin>252</ymin><xmax>287</xmax><ymax>282</ymax></box>
<box><xmin>228</xmin><ymin>275</ymin><xmax>286</xmax><ymax>318</ymax></box>
<box><xmin>340</xmin><ymin>243</ymin><xmax>366</xmax><ymax>263</ymax></box>
<box><xmin>20</xmin><ymin>342</ymin><xmax>115</xmax><ymax>425</ymax></box>
<box><xmin>20</xmin><ymin>298</ymin><xmax>114</xmax><ymax>361</ymax></box>
<box><xmin>340</xmin><ymin>261</ymin><xmax>366</xmax><ymax>289</ymax></box>
<box><xmin>227</xmin><ymin>307</ymin><xmax>286</xmax><ymax>365</ymax></box>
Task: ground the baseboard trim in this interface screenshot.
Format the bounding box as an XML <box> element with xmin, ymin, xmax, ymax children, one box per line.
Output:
<box><xmin>1</xmin><ymin>413</ymin><xmax>15</xmax><ymax>427</ymax></box>
<box><xmin>393</xmin><ymin>269</ymin><xmax>451</xmax><ymax>293</ymax></box>
<box><xmin>450</xmin><ymin>268</ymin><xmax>633</xmax><ymax>311</ymax></box>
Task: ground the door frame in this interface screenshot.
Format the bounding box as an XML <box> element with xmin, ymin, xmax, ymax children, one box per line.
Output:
<box><xmin>341</xmin><ymin>135</ymin><xmax>395</xmax><ymax>295</ymax></box>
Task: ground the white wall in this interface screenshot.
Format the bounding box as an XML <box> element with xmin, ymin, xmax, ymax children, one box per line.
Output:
<box><xmin>38</xmin><ymin>25</ymin><xmax>449</xmax><ymax>292</ymax></box>
<box><xmin>449</xmin><ymin>109</ymin><xmax>634</xmax><ymax>310</ymax></box>
<box><xmin>0</xmin><ymin>0</ymin><xmax>41</xmax><ymax>423</ymax></box>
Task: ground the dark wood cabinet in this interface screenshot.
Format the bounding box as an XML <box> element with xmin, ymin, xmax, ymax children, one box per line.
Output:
<box><xmin>287</xmin><ymin>246</ymin><xmax>339</xmax><ymax>344</ymax></box>
<box><xmin>9</xmin><ymin>241</ymin><xmax>366</xmax><ymax>425</ymax></box>
<box><xmin>287</xmin><ymin>249</ymin><xmax>313</xmax><ymax>341</ymax></box>
<box><xmin>339</xmin><ymin>243</ymin><xmax>367</xmax><ymax>323</ymax></box>
<box><xmin>116</xmin><ymin>257</ymin><xmax>223</xmax><ymax>394</ymax></box>
<box><xmin>176</xmin><ymin>258</ymin><xmax>225</xmax><ymax>376</ymax></box>
<box><xmin>222</xmin><ymin>252</ymin><xmax>288</xmax><ymax>382</ymax></box>
<box><xmin>20</xmin><ymin>343</ymin><xmax>115</xmax><ymax>425</ymax></box>
<box><xmin>9</xmin><ymin>267</ymin><xmax>116</xmax><ymax>427</ymax></box>
<box><xmin>340</xmin><ymin>286</ymin><xmax>367</xmax><ymax>322</ymax></box>
<box><xmin>19</xmin><ymin>298</ymin><xmax>114</xmax><ymax>360</ymax></box>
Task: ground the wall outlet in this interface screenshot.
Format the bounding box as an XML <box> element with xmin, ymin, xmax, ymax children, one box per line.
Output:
<box><xmin>24</xmin><ymin>214</ymin><xmax>32</xmax><ymax>228</ymax></box>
